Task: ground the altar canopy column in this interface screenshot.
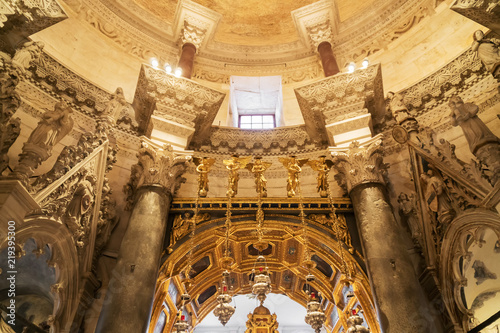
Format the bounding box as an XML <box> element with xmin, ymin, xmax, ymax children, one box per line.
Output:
<box><xmin>96</xmin><ymin>139</ymin><xmax>190</xmax><ymax>333</ymax></box>
<box><xmin>331</xmin><ymin>138</ymin><xmax>444</xmax><ymax>333</ymax></box>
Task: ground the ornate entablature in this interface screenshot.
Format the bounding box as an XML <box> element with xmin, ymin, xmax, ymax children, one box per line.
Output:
<box><xmin>294</xmin><ymin>64</ymin><xmax>384</xmax><ymax>145</ymax></box>
<box><xmin>450</xmin><ymin>0</ymin><xmax>500</xmax><ymax>34</ymax></box>
<box><xmin>132</xmin><ymin>64</ymin><xmax>225</xmax><ymax>148</ymax></box>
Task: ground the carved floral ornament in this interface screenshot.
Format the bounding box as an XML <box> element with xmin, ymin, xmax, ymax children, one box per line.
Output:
<box><xmin>306</xmin><ymin>20</ymin><xmax>334</xmax><ymax>50</ymax></box>
<box><xmin>330</xmin><ymin>137</ymin><xmax>388</xmax><ymax>193</ymax></box>
<box><xmin>180</xmin><ymin>20</ymin><xmax>208</xmax><ymax>50</ymax></box>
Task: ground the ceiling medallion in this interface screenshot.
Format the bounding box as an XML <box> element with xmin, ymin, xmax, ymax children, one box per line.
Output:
<box><xmin>213</xmin><ymin>270</ymin><xmax>236</xmax><ymax>326</ymax></box>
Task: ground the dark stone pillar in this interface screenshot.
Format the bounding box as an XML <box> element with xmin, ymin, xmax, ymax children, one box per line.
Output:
<box><xmin>178</xmin><ymin>43</ymin><xmax>196</xmax><ymax>79</ymax></box>
<box><xmin>96</xmin><ymin>138</ymin><xmax>190</xmax><ymax>333</ymax></box>
<box><xmin>317</xmin><ymin>41</ymin><xmax>340</xmax><ymax>77</ymax></box>
<box><xmin>332</xmin><ymin>139</ymin><xmax>444</xmax><ymax>333</ymax></box>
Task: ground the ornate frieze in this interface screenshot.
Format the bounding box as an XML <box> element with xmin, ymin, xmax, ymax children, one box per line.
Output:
<box><xmin>123</xmin><ymin>137</ymin><xmax>191</xmax><ymax>209</ymax></box>
<box><xmin>330</xmin><ymin>137</ymin><xmax>388</xmax><ymax>193</ymax></box>
<box><xmin>451</xmin><ymin>0</ymin><xmax>500</xmax><ymax>35</ymax></box>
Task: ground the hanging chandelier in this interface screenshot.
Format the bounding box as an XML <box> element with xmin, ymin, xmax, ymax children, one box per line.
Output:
<box><xmin>250</xmin><ymin>255</ymin><xmax>271</xmax><ymax>305</ymax></box>
<box><xmin>213</xmin><ymin>270</ymin><xmax>236</xmax><ymax>326</ymax></box>
<box><xmin>304</xmin><ymin>288</ymin><xmax>327</xmax><ymax>333</ymax></box>
<box><xmin>172</xmin><ymin>312</ymin><xmax>189</xmax><ymax>333</ymax></box>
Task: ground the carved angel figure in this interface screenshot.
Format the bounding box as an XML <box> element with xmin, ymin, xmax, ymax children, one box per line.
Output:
<box><xmin>246</xmin><ymin>157</ymin><xmax>272</xmax><ymax>197</ymax></box>
<box><xmin>398</xmin><ymin>192</ymin><xmax>423</xmax><ymax>247</ymax></box>
<box><xmin>472</xmin><ymin>30</ymin><xmax>500</xmax><ymax>79</ymax></box>
<box><xmin>193</xmin><ymin>157</ymin><xmax>215</xmax><ymax>197</ymax></box>
<box><xmin>386</xmin><ymin>91</ymin><xmax>413</xmax><ymax>124</ymax></box>
<box><xmin>168</xmin><ymin>212</ymin><xmax>210</xmax><ymax>252</ymax></box>
<box><xmin>307</xmin><ymin>156</ymin><xmax>334</xmax><ymax>197</ymax></box>
<box><xmin>279</xmin><ymin>156</ymin><xmax>308</xmax><ymax>197</ymax></box>
<box><xmin>11</xmin><ymin>41</ymin><xmax>45</xmax><ymax>73</ymax></box>
<box><xmin>223</xmin><ymin>155</ymin><xmax>251</xmax><ymax>197</ymax></box>
<box><xmin>27</xmin><ymin>101</ymin><xmax>74</xmax><ymax>150</ymax></box>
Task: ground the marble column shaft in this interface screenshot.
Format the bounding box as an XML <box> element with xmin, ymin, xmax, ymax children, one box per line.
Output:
<box><xmin>178</xmin><ymin>43</ymin><xmax>196</xmax><ymax>79</ymax></box>
<box><xmin>317</xmin><ymin>41</ymin><xmax>340</xmax><ymax>77</ymax></box>
<box><xmin>332</xmin><ymin>139</ymin><xmax>443</xmax><ymax>333</ymax></box>
<box><xmin>96</xmin><ymin>186</ymin><xmax>170</xmax><ymax>333</ymax></box>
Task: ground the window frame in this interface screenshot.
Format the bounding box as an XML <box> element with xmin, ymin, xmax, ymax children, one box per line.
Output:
<box><xmin>238</xmin><ymin>114</ymin><xmax>276</xmax><ymax>130</ymax></box>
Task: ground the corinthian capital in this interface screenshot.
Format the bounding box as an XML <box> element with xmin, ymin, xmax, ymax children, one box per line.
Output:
<box><xmin>180</xmin><ymin>20</ymin><xmax>207</xmax><ymax>50</ymax></box>
<box><xmin>306</xmin><ymin>20</ymin><xmax>334</xmax><ymax>50</ymax></box>
<box><xmin>124</xmin><ymin>138</ymin><xmax>191</xmax><ymax>208</ymax></box>
<box><xmin>330</xmin><ymin>138</ymin><xmax>388</xmax><ymax>193</ymax></box>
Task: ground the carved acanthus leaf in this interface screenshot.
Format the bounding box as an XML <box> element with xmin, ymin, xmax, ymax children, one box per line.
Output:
<box><xmin>124</xmin><ymin>138</ymin><xmax>191</xmax><ymax>209</ymax></box>
<box><xmin>331</xmin><ymin>138</ymin><xmax>388</xmax><ymax>193</ymax></box>
<box><xmin>306</xmin><ymin>20</ymin><xmax>333</xmax><ymax>50</ymax></box>
<box><xmin>180</xmin><ymin>20</ymin><xmax>207</xmax><ymax>50</ymax></box>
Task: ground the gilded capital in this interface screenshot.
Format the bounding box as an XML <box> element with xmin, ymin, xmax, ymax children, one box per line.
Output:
<box><xmin>124</xmin><ymin>138</ymin><xmax>191</xmax><ymax>208</ymax></box>
<box><xmin>330</xmin><ymin>138</ymin><xmax>388</xmax><ymax>193</ymax></box>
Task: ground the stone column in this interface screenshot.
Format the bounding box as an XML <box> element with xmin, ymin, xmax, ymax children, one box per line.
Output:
<box><xmin>307</xmin><ymin>21</ymin><xmax>340</xmax><ymax>77</ymax></box>
<box><xmin>331</xmin><ymin>138</ymin><xmax>444</xmax><ymax>333</ymax></box>
<box><xmin>178</xmin><ymin>43</ymin><xmax>196</xmax><ymax>79</ymax></box>
<box><xmin>96</xmin><ymin>138</ymin><xmax>190</xmax><ymax>333</ymax></box>
<box><xmin>177</xmin><ymin>21</ymin><xmax>207</xmax><ymax>79</ymax></box>
<box><xmin>317</xmin><ymin>41</ymin><xmax>340</xmax><ymax>77</ymax></box>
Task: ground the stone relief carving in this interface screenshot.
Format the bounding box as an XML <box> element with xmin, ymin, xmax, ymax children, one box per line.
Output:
<box><xmin>167</xmin><ymin>212</ymin><xmax>211</xmax><ymax>253</ymax></box>
<box><xmin>449</xmin><ymin>96</ymin><xmax>500</xmax><ymax>185</ymax></box>
<box><xmin>451</xmin><ymin>0</ymin><xmax>500</xmax><ymax>35</ymax></box>
<box><xmin>306</xmin><ymin>20</ymin><xmax>333</xmax><ymax>50</ymax></box>
<box><xmin>123</xmin><ymin>138</ymin><xmax>191</xmax><ymax>209</ymax></box>
<box><xmin>331</xmin><ymin>139</ymin><xmax>388</xmax><ymax>193</ymax></box>
<box><xmin>397</xmin><ymin>192</ymin><xmax>423</xmax><ymax>248</ymax></box>
<box><xmin>472</xmin><ymin>30</ymin><xmax>500</xmax><ymax>80</ymax></box>
<box><xmin>11</xmin><ymin>41</ymin><xmax>45</xmax><ymax>74</ymax></box>
<box><xmin>12</xmin><ymin>100</ymin><xmax>74</xmax><ymax>188</ymax></box>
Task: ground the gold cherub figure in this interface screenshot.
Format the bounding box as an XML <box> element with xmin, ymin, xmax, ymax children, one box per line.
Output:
<box><xmin>193</xmin><ymin>157</ymin><xmax>216</xmax><ymax>197</ymax></box>
<box><xmin>223</xmin><ymin>155</ymin><xmax>252</xmax><ymax>197</ymax></box>
<box><xmin>246</xmin><ymin>157</ymin><xmax>272</xmax><ymax>197</ymax></box>
<box><xmin>307</xmin><ymin>156</ymin><xmax>334</xmax><ymax>197</ymax></box>
<box><xmin>279</xmin><ymin>156</ymin><xmax>308</xmax><ymax>197</ymax></box>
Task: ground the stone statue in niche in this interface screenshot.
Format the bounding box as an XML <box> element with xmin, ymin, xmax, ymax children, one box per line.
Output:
<box><xmin>193</xmin><ymin>157</ymin><xmax>215</xmax><ymax>197</ymax></box>
<box><xmin>101</xmin><ymin>87</ymin><xmax>127</xmax><ymax>121</ymax></box>
<box><xmin>167</xmin><ymin>212</ymin><xmax>210</xmax><ymax>253</ymax></box>
<box><xmin>279</xmin><ymin>156</ymin><xmax>308</xmax><ymax>197</ymax></box>
<box><xmin>307</xmin><ymin>156</ymin><xmax>334</xmax><ymax>197</ymax></box>
<box><xmin>65</xmin><ymin>178</ymin><xmax>95</xmax><ymax>248</ymax></box>
<box><xmin>246</xmin><ymin>157</ymin><xmax>272</xmax><ymax>197</ymax></box>
<box><xmin>11</xmin><ymin>41</ymin><xmax>45</xmax><ymax>74</ymax></box>
<box><xmin>420</xmin><ymin>170</ymin><xmax>455</xmax><ymax>238</ymax></box>
<box><xmin>472</xmin><ymin>30</ymin><xmax>500</xmax><ymax>80</ymax></box>
<box><xmin>27</xmin><ymin>100</ymin><xmax>74</xmax><ymax>149</ymax></box>
<box><xmin>398</xmin><ymin>192</ymin><xmax>423</xmax><ymax>247</ymax></box>
<box><xmin>449</xmin><ymin>96</ymin><xmax>499</xmax><ymax>154</ymax></box>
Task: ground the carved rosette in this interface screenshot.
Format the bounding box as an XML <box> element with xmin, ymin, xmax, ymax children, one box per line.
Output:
<box><xmin>180</xmin><ymin>20</ymin><xmax>207</xmax><ymax>50</ymax></box>
<box><xmin>331</xmin><ymin>138</ymin><xmax>388</xmax><ymax>193</ymax></box>
<box><xmin>124</xmin><ymin>138</ymin><xmax>190</xmax><ymax>208</ymax></box>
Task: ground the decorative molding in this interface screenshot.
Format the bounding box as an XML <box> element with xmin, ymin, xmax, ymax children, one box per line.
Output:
<box><xmin>451</xmin><ymin>0</ymin><xmax>500</xmax><ymax>35</ymax></box>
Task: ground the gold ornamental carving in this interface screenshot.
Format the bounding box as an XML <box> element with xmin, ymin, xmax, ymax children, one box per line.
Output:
<box><xmin>246</xmin><ymin>157</ymin><xmax>272</xmax><ymax>198</ymax></box>
<box><xmin>331</xmin><ymin>138</ymin><xmax>388</xmax><ymax>193</ymax></box>
<box><xmin>168</xmin><ymin>212</ymin><xmax>210</xmax><ymax>253</ymax></box>
<box><xmin>245</xmin><ymin>305</ymin><xmax>279</xmax><ymax>333</ymax></box>
<box><xmin>279</xmin><ymin>156</ymin><xmax>308</xmax><ymax>197</ymax></box>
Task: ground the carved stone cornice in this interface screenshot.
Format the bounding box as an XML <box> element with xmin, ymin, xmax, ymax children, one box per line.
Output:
<box><xmin>330</xmin><ymin>137</ymin><xmax>388</xmax><ymax>193</ymax></box>
<box><xmin>132</xmin><ymin>64</ymin><xmax>225</xmax><ymax>147</ymax></box>
<box><xmin>450</xmin><ymin>0</ymin><xmax>500</xmax><ymax>35</ymax></box>
<box><xmin>124</xmin><ymin>137</ymin><xmax>191</xmax><ymax>209</ymax></box>
<box><xmin>0</xmin><ymin>0</ymin><xmax>66</xmax><ymax>51</ymax></box>
<box><xmin>294</xmin><ymin>64</ymin><xmax>384</xmax><ymax>144</ymax></box>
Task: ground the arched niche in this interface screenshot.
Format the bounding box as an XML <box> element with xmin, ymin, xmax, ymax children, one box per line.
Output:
<box><xmin>440</xmin><ymin>209</ymin><xmax>500</xmax><ymax>332</ymax></box>
<box><xmin>0</xmin><ymin>217</ymin><xmax>80</xmax><ymax>332</ymax></box>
